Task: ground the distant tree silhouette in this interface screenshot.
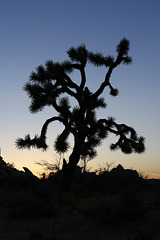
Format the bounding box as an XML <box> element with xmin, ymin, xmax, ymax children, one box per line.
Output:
<box><xmin>16</xmin><ymin>38</ymin><xmax>145</xmax><ymax>190</ymax></box>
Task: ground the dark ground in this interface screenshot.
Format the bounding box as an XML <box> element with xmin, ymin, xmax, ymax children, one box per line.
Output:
<box><xmin>0</xmin><ymin>166</ymin><xmax>160</xmax><ymax>240</ymax></box>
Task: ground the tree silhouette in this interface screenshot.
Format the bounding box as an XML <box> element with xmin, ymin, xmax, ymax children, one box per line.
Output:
<box><xmin>16</xmin><ymin>38</ymin><xmax>145</xmax><ymax>190</ymax></box>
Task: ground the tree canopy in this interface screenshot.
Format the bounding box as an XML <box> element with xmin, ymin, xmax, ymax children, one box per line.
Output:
<box><xmin>16</xmin><ymin>38</ymin><xmax>145</xmax><ymax>185</ymax></box>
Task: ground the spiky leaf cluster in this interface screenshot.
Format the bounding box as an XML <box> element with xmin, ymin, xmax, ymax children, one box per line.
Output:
<box><xmin>110</xmin><ymin>136</ymin><xmax>145</xmax><ymax>154</ymax></box>
<box><xmin>54</xmin><ymin>134</ymin><xmax>69</xmax><ymax>153</ymax></box>
<box><xmin>109</xmin><ymin>124</ymin><xmax>145</xmax><ymax>154</ymax></box>
<box><xmin>67</xmin><ymin>44</ymin><xmax>87</xmax><ymax>66</ymax></box>
<box><xmin>16</xmin><ymin>135</ymin><xmax>48</xmax><ymax>150</ymax></box>
<box><xmin>116</xmin><ymin>38</ymin><xmax>130</xmax><ymax>55</ymax></box>
<box><xmin>116</xmin><ymin>38</ymin><xmax>132</xmax><ymax>65</ymax></box>
<box><xmin>30</xmin><ymin>60</ymin><xmax>73</xmax><ymax>84</ymax></box>
<box><xmin>88</xmin><ymin>52</ymin><xmax>114</xmax><ymax>67</ymax></box>
<box><xmin>90</xmin><ymin>97</ymin><xmax>107</xmax><ymax>109</ymax></box>
<box><xmin>88</xmin><ymin>52</ymin><xmax>107</xmax><ymax>66</ymax></box>
<box><xmin>110</xmin><ymin>87</ymin><xmax>119</xmax><ymax>97</ymax></box>
<box><xmin>79</xmin><ymin>117</ymin><xmax>109</xmax><ymax>159</ymax></box>
<box><xmin>58</xmin><ymin>97</ymin><xmax>71</xmax><ymax>115</ymax></box>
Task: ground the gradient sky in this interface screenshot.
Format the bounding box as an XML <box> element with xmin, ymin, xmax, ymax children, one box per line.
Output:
<box><xmin>0</xmin><ymin>0</ymin><xmax>160</xmax><ymax>178</ymax></box>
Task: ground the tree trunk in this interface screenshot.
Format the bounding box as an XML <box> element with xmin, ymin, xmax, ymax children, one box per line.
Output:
<box><xmin>62</xmin><ymin>142</ymin><xmax>81</xmax><ymax>191</ymax></box>
<box><xmin>62</xmin><ymin>161</ymin><xmax>73</xmax><ymax>191</ymax></box>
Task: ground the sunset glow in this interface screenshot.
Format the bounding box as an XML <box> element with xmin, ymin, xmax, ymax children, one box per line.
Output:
<box><xmin>0</xmin><ymin>0</ymin><xmax>160</xmax><ymax>178</ymax></box>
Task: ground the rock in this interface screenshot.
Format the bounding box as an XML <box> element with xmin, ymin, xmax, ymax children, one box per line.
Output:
<box><xmin>109</xmin><ymin>164</ymin><xmax>140</xmax><ymax>190</ymax></box>
<box><xmin>23</xmin><ymin>167</ymin><xmax>34</xmax><ymax>176</ymax></box>
<box><xmin>0</xmin><ymin>156</ymin><xmax>37</xmax><ymax>180</ymax></box>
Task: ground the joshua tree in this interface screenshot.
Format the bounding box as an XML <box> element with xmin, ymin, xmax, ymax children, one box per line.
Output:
<box><xmin>16</xmin><ymin>38</ymin><xmax>145</xmax><ymax>190</ymax></box>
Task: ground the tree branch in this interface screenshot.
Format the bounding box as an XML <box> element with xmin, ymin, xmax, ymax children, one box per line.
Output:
<box><xmin>79</xmin><ymin>67</ymin><xmax>86</xmax><ymax>90</ymax></box>
<box><xmin>91</xmin><ymin>53</ymin><xmax>126</xmax><ymax>99</ymax></box>
<box><xmin>92</xmin><ymin>66</ymin><xmax>113</xmax><ymax>99</ymax></box>
<box><xmin>63</xmin><ymin>72</ymin><xmax>79</xmax><ymax>89</ymax></box>
<box><xmin>40</xmin><ymin>116</ymin><xmax>65</xmax><ymax>141</ymax></box>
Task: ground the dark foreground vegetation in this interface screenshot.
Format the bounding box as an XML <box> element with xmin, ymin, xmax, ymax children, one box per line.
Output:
<box><xmin>0</xmin><ymin>159</ymin><xmax>160</xmax><ymax>239</ymax></box>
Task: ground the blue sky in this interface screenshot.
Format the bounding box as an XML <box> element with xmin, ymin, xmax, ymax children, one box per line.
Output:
<box><xmin>0</xmin><ymin>0</ymin><xmax>160</xmax><ymax>177</ymax></box>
